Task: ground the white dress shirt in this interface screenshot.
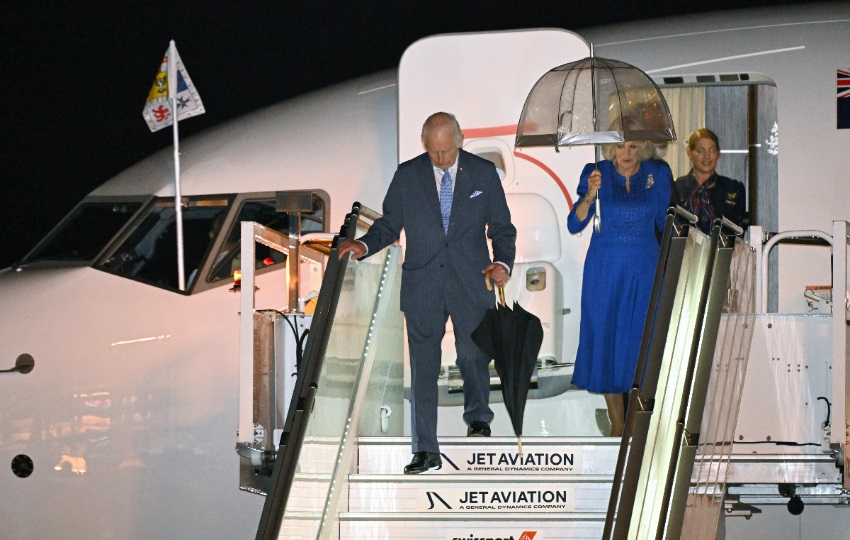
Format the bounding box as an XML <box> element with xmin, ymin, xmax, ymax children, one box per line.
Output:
<box><xmin>432</xmin><ymin>158</ymin><xmax>458</xmax><ymax>202</ymax></box>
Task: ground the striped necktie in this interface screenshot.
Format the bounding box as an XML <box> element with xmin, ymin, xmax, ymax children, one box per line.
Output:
<box><xmin>440</xmin><ymin>168</ymin><xmax>452</xmax><ymax>234</ymax></box>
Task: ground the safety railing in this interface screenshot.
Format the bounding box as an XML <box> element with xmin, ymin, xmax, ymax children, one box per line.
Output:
<box><xmin>254</xmin><ymin>203</ymin><xmax>405</xmax><ymax>539</ymax></box>
<box><xmin>748</xmin><ymin>221</ymin><xmax>850</xmax><ymax>490</ymax></box>
<box><xmin>604</xmin><ymin>210</ymin><xmax>756</xmax><ymax>539</ymax></box>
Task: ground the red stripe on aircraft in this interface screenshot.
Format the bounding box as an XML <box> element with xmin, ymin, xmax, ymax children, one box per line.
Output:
<box><xmin>461</xmin><ymin>125</ymin><xmax>518</xmax><ymax>138</ymax></box>
<box><xmin>513</xmin><ymin>151</ymin><xmax>574</xmax><ymax>209</ymax></box>
<box><xmin>462</xmin><ymin>125</ymin><xmax>573</xmax><ymax>209</ymax></box>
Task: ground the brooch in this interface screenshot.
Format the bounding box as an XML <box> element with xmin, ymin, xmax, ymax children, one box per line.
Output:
<box><xmin>646</xmin><ymin>173</ymin><xmax>654</xmax><ymax>189</ymax></box>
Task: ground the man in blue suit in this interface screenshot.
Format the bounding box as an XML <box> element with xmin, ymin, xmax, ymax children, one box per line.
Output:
<box><xmin>338</xmin><ymin>112</ymin><xmax>516</xmax><ymax>474</ymax></box>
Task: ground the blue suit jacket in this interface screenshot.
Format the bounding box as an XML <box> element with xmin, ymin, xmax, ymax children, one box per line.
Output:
<box><xmin>359</xmin><ymin>149</ymin><xmax>516</xmax><ymax>313</ymax></box>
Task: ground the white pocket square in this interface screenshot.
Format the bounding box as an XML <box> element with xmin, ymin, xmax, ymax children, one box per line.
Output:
<box><xmin>470</xmin><ymin>190</ymin><xmax>483</xmax><ymax>198</ymax></box>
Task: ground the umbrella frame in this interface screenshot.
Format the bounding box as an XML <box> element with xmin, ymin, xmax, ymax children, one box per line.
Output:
<box><xmin>517</xmin><ymin>45</ymin><xmax>678</xmax><ymax>232</ymax></box>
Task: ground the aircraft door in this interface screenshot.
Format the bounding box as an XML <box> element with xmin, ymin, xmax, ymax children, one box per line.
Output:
<box><xmin>397</xmin><ymin>29</ymin><xmax>589</xmax><ymax>163</ymax></box>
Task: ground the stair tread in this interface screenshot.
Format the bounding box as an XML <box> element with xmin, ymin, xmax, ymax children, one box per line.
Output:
<box><xmin>357</xmin><ymin>436</ymin><xmax>621</xmax><ymax>446</ymax></box>
<box><xmin>339</xmin><ymin>511</ymin><xmax>608</xmax><ymax>521</ymax></box>
<box><xmin>349</xmin><ymin>473</ymin><xmax>613</xmax><ymax>482</ymax></box>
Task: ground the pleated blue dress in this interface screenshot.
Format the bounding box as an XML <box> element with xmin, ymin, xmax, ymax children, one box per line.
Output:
<box><xmin>567</xmin><ymin>159</ymin><xmax>671</xmax><ymax>394</ymax></box>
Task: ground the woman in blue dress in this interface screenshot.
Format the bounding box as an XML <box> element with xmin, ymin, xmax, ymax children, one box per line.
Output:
<box><xmin>567</xmin><ymin>140</ymin><xmax>671</xmax><ymax>435</ymax></box>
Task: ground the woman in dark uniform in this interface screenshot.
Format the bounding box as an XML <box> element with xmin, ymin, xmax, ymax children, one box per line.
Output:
<box><xmin>674</xmin><ymin>128</ymin><xmax>746</xmax><ymax>234</ymax></box>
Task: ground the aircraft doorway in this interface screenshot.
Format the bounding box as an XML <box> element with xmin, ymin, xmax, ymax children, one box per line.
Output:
<box><xmin>660</xmin><ymin>77</ymin><xmax>779</xmax><ymax>309</ymax></box>
<box><xmin>660</xmin><ymin>77</ymin><xmax>778</xmax><ymax>234</ymax></box>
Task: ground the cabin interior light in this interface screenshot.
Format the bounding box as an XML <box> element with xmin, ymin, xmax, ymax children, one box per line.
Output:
<box><xmin>231</xmin><ymin>270</ymin><xmax>242</xmax><ymax>292</ymax></box>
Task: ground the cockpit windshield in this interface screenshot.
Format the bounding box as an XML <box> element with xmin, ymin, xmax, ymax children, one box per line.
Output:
<box><xmin>95</xmin><ymin>193</ymin><xmax>326</xmax><ymax>293</ymax></box>
<box><xmin>99</xmin><ymin>198</ymin><xmax>231</xmax><ymax>290</ymax></box>
<box><xmin>23</xmin><ymin>201</ymin><xmax>143</xmax><ymax>264</ymax></box>
<box><xmin>22</xmin><ymin>192</ymin><xmax>327</xmax><ymax>294</ymax></box>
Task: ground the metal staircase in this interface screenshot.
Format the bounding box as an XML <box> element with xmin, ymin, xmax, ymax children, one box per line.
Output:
<box><xmin>244</xmin><ymin>206</ymin><xmax>850</xmax><ymax>539</ymax></box>
<box><xmin>340</xmin><ymin>436</ymin><xmax>617</xmax><ymax>538</ymax></box>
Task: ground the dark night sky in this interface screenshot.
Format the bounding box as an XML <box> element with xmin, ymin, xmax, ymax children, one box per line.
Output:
<box><xmin>0</xmin><ymin>1</ymin><xmax>826</xmax><ymax>268</ymax></box>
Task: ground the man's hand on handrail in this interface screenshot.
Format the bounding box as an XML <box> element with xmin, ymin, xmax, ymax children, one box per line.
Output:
<box><xmin>338</xmin><ymin>239</ymin><xmax>367</xmax><ymax>261</ymax></box>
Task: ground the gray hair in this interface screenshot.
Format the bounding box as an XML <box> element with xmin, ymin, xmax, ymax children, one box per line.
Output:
<box><xmin>421</xmin><ymin>112</ymin><xmax>464</xmax><ymax>147</ymax></box>
<box><xmin>600</xmin><ymin>140</ymin><xmax>656</xmax><ymax>162</ymax></box>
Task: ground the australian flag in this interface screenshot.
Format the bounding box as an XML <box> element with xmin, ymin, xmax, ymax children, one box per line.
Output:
<box><xmin>839</xmin><ymin>69</ymin><xmax>850</xmax><ymax>129</ymax></box>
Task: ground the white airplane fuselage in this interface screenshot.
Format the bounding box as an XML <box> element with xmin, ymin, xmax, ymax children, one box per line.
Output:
<box><xmin>0</xmin><ymin>72</ymin><xmax>399</xmax><ymax>539</ymax></box>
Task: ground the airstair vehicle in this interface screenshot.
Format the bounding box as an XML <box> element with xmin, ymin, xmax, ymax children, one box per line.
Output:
<box><xmin>236</xmin><ymin>201</ymin><xmax>850</xmax><ymax>538</ymax></box>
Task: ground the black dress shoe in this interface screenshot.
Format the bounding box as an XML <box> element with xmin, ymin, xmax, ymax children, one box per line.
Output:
<box><xmin>467</xmin><ymin>421</ymin><xmax>491</xmax><ymax>437</ymax></box>
<box><xmin>404</xmin><ymin>451</ymin><xmax>442</xmax><ymax>474</ymax></box>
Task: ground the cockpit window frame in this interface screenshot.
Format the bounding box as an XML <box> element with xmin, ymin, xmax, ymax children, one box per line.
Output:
<box><xmin>76</xmin><ymin>190</ymin><xmax>330</xmax><ymax>296</ymax></box>
<box><xmin>20</xmin><ymin>195</ymin><xmax>155</xmax><ymax>268</ymax></box>
<box><xmin>189</xmin><ymin>190</ymin><xmax>330</xmax><ymax>295</ymax></box>
<box><xmin>90</xmin><ymin>194</ymin><xmax>235</xmax><ymax>294</ymax></box>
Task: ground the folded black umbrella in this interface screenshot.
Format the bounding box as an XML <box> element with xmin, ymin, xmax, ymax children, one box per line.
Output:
<box><xmin>472</xmin><ymin>275</ymin><xmax>544</xmax><ymax>456</ymax></box>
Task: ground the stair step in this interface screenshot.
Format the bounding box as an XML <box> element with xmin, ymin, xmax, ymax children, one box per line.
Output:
<box><xmin>340</xmin><ymin>511</ymin><xmax>609</xmax><ymax>520</ymax></box>
<box><xmin>339</xmin><ymin>512</ymin><xmax>607</xmax><ymax>539</ymax></box>
<box><xmin>347</xmin><ymin>474</ymin><xmax>613</xmax><ymax>513</ymax></box>
<box><xmin>284</xmin><ymin>474</ymin><xmax>333</xmax><ymax>513</ymax></box>
<box><xmin>357</xmin><ymin>436</ymin><xmax>621</xmax><ymax>476</ymax></box>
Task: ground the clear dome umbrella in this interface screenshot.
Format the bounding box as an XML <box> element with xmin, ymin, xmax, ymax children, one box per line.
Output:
<box><xmin>515</xmin><ymin>47</ymin><xmax>677</xmax><ymax>231</ymax></box>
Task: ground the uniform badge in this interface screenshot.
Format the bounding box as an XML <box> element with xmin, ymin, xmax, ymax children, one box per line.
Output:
<box><xmin>646</xmin><ymin>173</ymin><xmax>654</xmax><ymax>188</ymax></box>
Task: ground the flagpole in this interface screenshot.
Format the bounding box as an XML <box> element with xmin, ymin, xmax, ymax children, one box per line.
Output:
<box><xmin>143</xmin><ymin>39</ymin><xmax>204</xmax><ymax>290</ymax></box>
<box><xmin>168</xmin><ymin>39</ymin><xmax>186</xmax><ymax>290</ymax></box>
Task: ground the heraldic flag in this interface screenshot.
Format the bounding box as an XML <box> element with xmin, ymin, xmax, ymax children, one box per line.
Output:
<box><xmin>143</xmin><ymin>42</ymin><xmax>205</xmax><ymax>132</ymax></box>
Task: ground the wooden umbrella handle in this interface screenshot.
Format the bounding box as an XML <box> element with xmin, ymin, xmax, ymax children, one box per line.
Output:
<box><xmin>484</xmin><ymin>270</ymin><xmax>506</xmax><ymax>307</ymax></box>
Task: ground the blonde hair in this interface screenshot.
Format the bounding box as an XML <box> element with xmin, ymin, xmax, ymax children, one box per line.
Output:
<box><xmin>600</xmin><ymin>140</ymin><xmax>656</xmax><ymax>162</ymax></box>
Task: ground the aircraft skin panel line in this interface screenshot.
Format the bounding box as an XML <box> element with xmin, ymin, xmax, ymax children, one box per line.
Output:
<box><xmin>357</xmin><ymin>83</ymin><xmax>398</xmax><ymax>95</ymax></box>
<box><xmin>646</xmin><ymin>46</ymin><xmax>807</xmax><ymax>74</ymax></box>
<box><xmin>597</xmin><ymin>18</ymin><xmax>850</xmax><ymax>47</ymax></box>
